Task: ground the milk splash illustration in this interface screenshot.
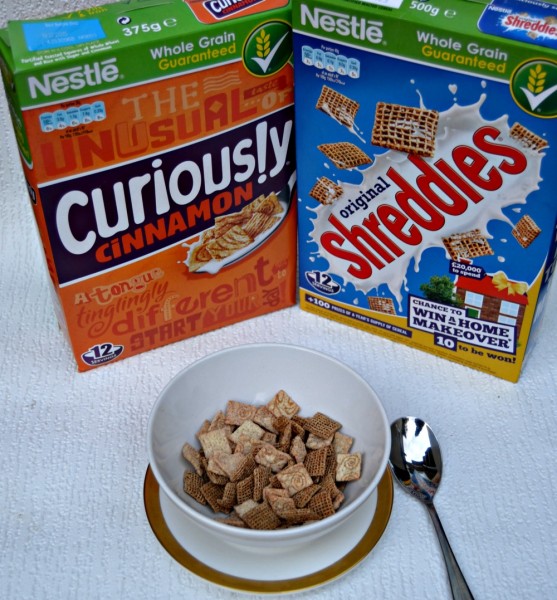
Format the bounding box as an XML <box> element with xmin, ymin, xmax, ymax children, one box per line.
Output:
<box><xmin>309</xmin><ymin>94</ymin><xmax>544</xmax><ymax>308</ymax></box>
<box><xmin>319</xmin><ymin>100</ymin><xmax>365</xmax><ymax>142</ymax></box>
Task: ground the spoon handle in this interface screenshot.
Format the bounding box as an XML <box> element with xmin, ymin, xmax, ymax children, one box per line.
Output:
<box><xmin>426</xmin><ymin>503</ymin><xmax>475</xmax><ymax>600</ymax></box>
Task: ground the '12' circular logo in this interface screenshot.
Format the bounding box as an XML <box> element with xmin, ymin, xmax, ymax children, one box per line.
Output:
<box><xmin>511</xmin><ymin>58</ymin><xmax>557</xmax><ymax>118</ymax></box>
<box><xmin>243</xmin><ymin>21</ymin><xmax>292</xmax><ymax>78</ymax></box>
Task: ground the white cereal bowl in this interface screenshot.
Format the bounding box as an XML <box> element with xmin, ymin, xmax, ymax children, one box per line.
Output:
<box><xmin>147</xmin><ymin>343</ymin><xmax>390</xmax><ymax>553</ymax></box>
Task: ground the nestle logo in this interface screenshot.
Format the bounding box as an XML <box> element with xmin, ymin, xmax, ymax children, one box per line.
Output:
<box><xmin>300</xmin><ymin>4</ymin><xmax>383</xmax><ymax>44</ymax></box>
<box><xmin>203</xmin><ymin>0</ymin><xmax>264</xmax><ymax>20</ymax></box>
<box><xmin>28</xmin><ymin>58</ymin><xmax>119</xmax><ymax>99</ymax></box>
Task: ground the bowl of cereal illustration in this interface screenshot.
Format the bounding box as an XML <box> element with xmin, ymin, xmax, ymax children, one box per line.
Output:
<box><xmin>147</xmin><ymin>343</ymin><xmax>390</xmax><ymax>552</ymax></box>
<box><xmin>186</xmin><ymin>173</ymin><xmax>296</xmax><ymax>275</ymax></box>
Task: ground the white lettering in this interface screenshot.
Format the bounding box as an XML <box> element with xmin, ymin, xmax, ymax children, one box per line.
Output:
<box><xmin>300</xmin><ymin>4</ymin><xmax>383</xmax><ymax>44</ymax></box>
<box><xmin>28</xmin><ymin>58</ymin><xmax>119</xmax><ymax>99</ymax></box>
<box><xmin>54</xmin><ymin>120</ymin><xmax>294</xmax><ymax>255</ymax></box>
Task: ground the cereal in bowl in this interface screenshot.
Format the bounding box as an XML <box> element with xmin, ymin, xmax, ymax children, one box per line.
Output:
<box><xmin>181</xmin><ymin>390</ymin><xmax>362</xmax><ymax>529</ymax></box>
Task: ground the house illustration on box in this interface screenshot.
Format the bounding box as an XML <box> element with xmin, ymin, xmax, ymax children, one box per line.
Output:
<box><xmin>454</xmin><ymin>271</ymin><xmax>529</xmax><ymax>336</ymax></box>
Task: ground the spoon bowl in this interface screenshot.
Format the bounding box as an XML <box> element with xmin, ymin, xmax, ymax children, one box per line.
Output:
<box><xmin>390</xmin><ymin>417</ymin><xmax>442</xmax><ymax>504</ymax></box>
<box><xmin>389</xmin><ymin>417</ymin><xmax>474</xmax><ymax>600</ymax></box>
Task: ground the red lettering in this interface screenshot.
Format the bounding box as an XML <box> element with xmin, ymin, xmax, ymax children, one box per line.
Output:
<box><xmin>231</xmin><ymin>88</ymin><xmax>257</xmax><ymax>121</ymax></box>
<box><xmin>435</xmin><ymin>157</ymin><xmax>484</xmax><ymax>204</ymax></box>
<box><xmin>115</xmin><ymin>121</ymin><xmax>149</xmax><ymax>158</ymax></box>
<box><xmin>77</xmin><ymin>129</ymin><xmax>115</xmax><ymax>168</ymax></box>
<box><xmin>176</xmin><ymin>111</ymin><xmax>202</xmax><ymax>141</ymax></box>
<box><xmin>410</xmin><ymin>154</ymin><xmax>470</xmax><ymax>216</ymax></box>
<box><xmin>320</xmin><ymin>230</ymin><xmax>373</xmax><ymax>279</ymax></box>
<box><xmin>150</xmin><ymin>119</ymin><xmax>176</xmax><ymax>148</ymax></box>
<box><xmin>362</xmin><ymin>212</ymin><xmax>404</xmax><ymax>260</ymax></box>
<box><xmin>326</xmin><ymin>215</ymin><xmax>387</xmax><ymax>269</ymax></box>
<box><xmin>473</xmin><ymin>126</ymin><xmax>527</xmax><ymax>175</ymax></box>
<box><xmin>452</xmin><ymin>144</ymin><xmax>502</xmax><ymax>191</ymax></box>
<box><xmin>388</xmin><ymin>167</ymin><xmax>446</xmax><ymax>230</ymax></box>
<box><xmin>41</xmin><ymin>139</ymin><xmax>76</xmax><ymax>176</ymax></box>
<box><xmin>167</xmin><ymin>211</ymin><xmax>188</xmax><ymax>236</ymax></box>
<box><xmin>95</xmin><ymin>242</ymin><xmax>111</xmax><ymax>263</ymax></box>
<box><xmin>376</xmin><ymin>204</ymin><xmax>422</xmax><ymax>245</ymax></box>
<box><xmin>317</xmin><ymin>123</ymin><xmax>529</xmax><ymax>281</ymax></box>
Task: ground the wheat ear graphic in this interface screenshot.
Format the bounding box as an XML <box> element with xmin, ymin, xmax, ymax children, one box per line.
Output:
<box><xmin>528</xmin><ymin>65</ymin><xmax>546</xmax><ymax>94</ymax></box>
<box><xmin>256</xmin><ymin>30</ymin><xmax>271</xmax><ymax>58</ymax></box>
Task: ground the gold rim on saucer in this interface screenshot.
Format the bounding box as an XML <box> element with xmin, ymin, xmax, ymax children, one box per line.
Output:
<box><xmin>144</xmin><ymin>466</ymin><xmax>393</xmax><ymax>594</ymax></box>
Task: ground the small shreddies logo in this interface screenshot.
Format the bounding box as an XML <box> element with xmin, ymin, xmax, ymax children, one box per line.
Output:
<box><xmin>243</xmin><ymin>21</ymin><xmax>292</xmax><ymax>77</ymax></box>
<box><xmin>511</xmin><ymin>58</ymin><xmax>557</xmax><ymax>117</ymax></box>
<box><xmin>203</xmin><ymin>0</ymin><xmax>264</xmax><ymax>19</ymax></box>
<box><xmin>82</xmin><ymin>342</ymin><xmax>124</xmax><ymax>367</ymax></box>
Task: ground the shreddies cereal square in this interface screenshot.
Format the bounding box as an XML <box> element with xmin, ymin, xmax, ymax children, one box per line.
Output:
<box><xmin>267</xmin><ymin>390</ymin><xmax>301</xmax><ymax>418</ymax></box>
<box><xmin>218</xmin><ymin>482</ymin><xmax>237</xmax><ymax>511</ymax></box>
<box><xmin>308</xmin><ymin>490</ymin><xmax>336</xmax><ymax>518</ymax></box>
<box><xmin>510</xmin><ymin>123</ymin><xmax>548</xmax><ymax>152</ymax></box>
<box><xmin>225</xmin><ymin>401</ymin><xmax>258</xmax><ymax>426</ymax></box>
<box><xmin>316</xmin><ymin>85</ymin><xmax>360</xmax><ymax>128</ymax></box>
<box><xmin>306</xmin><ymin>432</ymin><xmax>334</xmax><ymax>449</ymax></box>
<box><xmin>276</xmin><ymin>464</ymin><xmax>314</xmax><ymax>496</ymax></box>
<box><xmin>201</xmin><ymin>482</ymin><xmax>225</xmax><ymax>513</ymax></box>
<box><xmin>318</xmin><ymin>142</ymin><xmax>372</xmax><ymax>169</ymax></box>
<box><xmin>309</xmin><ymin>177</ymin><xmax>344</xmax><ymax>205</ymax></box>
<box><xmin>367</xmin><ymin>297</ymin><xmax>397</xmax><ymax>316</ymax></box>
<box><xmin>183</xmin><ymin>472</ymin><xmax>206</xmax><ymax>505</ymax></box>
<box><xmin>333</xmin><ymin>432</ymin><xmax>354</xmax><ymax>455</ymax></box>
<box><xmin>198</xmin><ymin>429</ymin><xmax>232</xmax><ymax>458</ymax></box>
<box><xmin>304</xmin><ymin>447</ymin><xmax>328</xmax><ymax>477</ymax></box>
<box><xmin>229</xmin><ymin>420</ymin><xmax>265</xmax><ymax>444</ymax></box>
<box><xmin>442</xmin><ymin>230</ymin><xmax>494</xmax><ymax>261</ymax></box>
<box><xmin>292</xmin><ymin>483</ymin><xmax>321</xmax><ymax>508</ymax></box>
<box><xmin>212</xmin><ymin>452</ymin><xmax>250</xmax><ymax>482</ymax></box>
<box><xmin>512</xmin><ymin>215</ymin><xmax>541</xmax><ymax>248</ymax></box>
<box><xmin>324</xmin><ymin>445</ymin><xmax>338</xmax><ymax>477</ymax></box>
<box><xmin>242</xmin><ymin>502</ymin><xmax>282</xmax><ymax>531</ymax></box>
<box><xmin>286</xmin><ymin>508</ymin><xmax>321</xmax><ymax>524</ymax></box>
<box><xmin>371</xmin><ymin>102</ymin><xmax>439</xmax><ymax>157</ymax></box>
<box><xmin>336</xmin><ymin>453</ymin><xmax>362</xmax><ymax>482</ymax></box>
<box><xmin>181</xmin><ymin>443</ymin><xmax>204</xmax><ymax>476</ymax></box>
<box><xmin>236</xmin><ymin>475</ymin><xmax>255</xmax><ymax>504</ymax></box>
<box><xmin>255</xmin><ymin>444</ymin><xmax>292</xmax><ymax>472</ymax></box>
<box><xmin>305</xmin><ymin>412</ymin><xmax>342</xmax><ymax>439</ymax></box>
<box><xmin>253</xmin><ymin>465</ymin><xmax>271</xmax><ymax>501</ymax></box>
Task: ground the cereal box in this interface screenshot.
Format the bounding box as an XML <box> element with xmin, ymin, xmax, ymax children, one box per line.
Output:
<box><xmin>293</xmin><ymin>0</ymin><xmax>557</xmax><ymax>381</ymax></box>
<box><xmin>0</xmin><ymin>0</ymin><xmax>296</xmax><ymax>370</ymax></box>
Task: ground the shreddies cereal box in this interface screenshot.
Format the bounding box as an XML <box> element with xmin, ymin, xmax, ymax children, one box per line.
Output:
<box><xmin>293</xmin><ymin>0</ymin><xmax>557</xmax><ymax>381</ymax></box>
<box><xmin>0</xmin><ymin>0</ymin><xmax>296</xmax><ymax>370</ymax></box>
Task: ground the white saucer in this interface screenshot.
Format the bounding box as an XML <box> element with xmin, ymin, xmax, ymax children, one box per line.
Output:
<box><xmin>144</xmin><ymin>467</ymin><xmax>393</xmax><ymax>594</ymax></box>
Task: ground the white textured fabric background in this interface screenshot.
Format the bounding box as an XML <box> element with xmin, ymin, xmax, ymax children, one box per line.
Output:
<box><xmin>1</xmin><ymin>2</ymin><xmax>557</xmax><ymax>599</ymax></box>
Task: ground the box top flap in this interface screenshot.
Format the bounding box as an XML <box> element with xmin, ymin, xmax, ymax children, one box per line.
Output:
<box><xmin>0</xmin><ymin>0</ymin><xmax>290</xmax><ymax>106</ymax></box>
<box><xmin>2</xmin><ymin>0</ymin><xmax>290</xmax><ymax>70</ymax></box>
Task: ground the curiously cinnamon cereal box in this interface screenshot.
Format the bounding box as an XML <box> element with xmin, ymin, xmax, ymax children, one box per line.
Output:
<box><xmin>293</xmin><ymin>0</ymin><xmax>557</xmax><ymax>381</ymax></box>
<box><xmin>0</xmin><ymin>0</ymin><xmax>296</xmax><ymax>370</ymax></box>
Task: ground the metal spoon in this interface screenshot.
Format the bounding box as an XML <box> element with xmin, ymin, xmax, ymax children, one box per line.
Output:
<box><xmin>389</xmin><ymin>417</ymin><xmax>475</xmax><ymax>600</ymax></box>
